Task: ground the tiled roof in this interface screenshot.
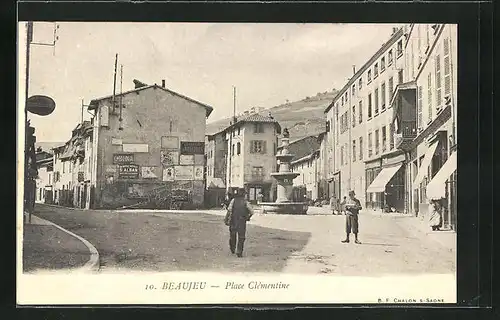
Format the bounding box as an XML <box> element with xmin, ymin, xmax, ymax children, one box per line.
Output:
<box><xmin>88</xmin><ymin>84</ymin><xmax>213</xmax><ymax>117</ymax></box>
<box><xmin>239</xmin><ymin>114</ymin><xmax>279</xmax><ymax>123</ymax></box>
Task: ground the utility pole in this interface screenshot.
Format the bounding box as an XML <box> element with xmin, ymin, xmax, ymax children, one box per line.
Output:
<box><xmin>112</xmin><ymin>54</ymin><xmax>118</xmax><ymax>114</ymax></box>
<box><xmin>81</xmin><ymin>99</ymin><xmax>85</xmax><ymax>124</ymax></box>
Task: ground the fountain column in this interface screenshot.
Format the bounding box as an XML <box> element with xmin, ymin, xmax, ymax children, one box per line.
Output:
<box><xmin>275</xmin><ymin>137</ymin><xmax>294</xmax><ymax>203</ymax></box>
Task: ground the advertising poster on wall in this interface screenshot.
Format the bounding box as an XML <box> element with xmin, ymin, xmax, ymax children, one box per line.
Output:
<box><xmin>161</xmin><ymin>136</ymin><xmax>179</xmax><ymax>149</ymax></box>
<box><xmin>174</xmin><ymin>166</ymin><xmax>194</xmax><ymax>180</ymax></box>
<box><xmin>162</xmin><ymin>167</ymin><xmax>175</xmax><ymax>182</ymax></box>
<box><xmin>141</xmin><ymin>166</ymin><xmax>158</xmax><ymax>179</ymax></box>
<box><xmin>179</xmin><ymin>154</ymin><xmax>195</xmax><ymax>165</ymax></box>
<box><xmin>118</xmin><ymin>164</ymin><xmax>140</xmax><ymax>179</ymax></box>
<box><xmin>161</xmin><ymin>150</ymin><xmax>179</xmax><ymax>167</ymax></box>
<box><xmin>194</xmin><ymin>166</ymin><xmax>204</xmax><ymax>180</ymax></box>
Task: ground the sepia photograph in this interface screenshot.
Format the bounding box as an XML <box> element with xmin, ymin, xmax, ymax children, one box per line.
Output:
<box><xmin>17</xmin><ymin>22</ymin><xmax>457</xmax><ymax>305</ymax></box>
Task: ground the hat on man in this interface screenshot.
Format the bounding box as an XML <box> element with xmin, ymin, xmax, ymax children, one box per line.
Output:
<box><xmin>349</xmin><ymin>190</ymin><xmax>355</xmax><ymax>196</ymax></box>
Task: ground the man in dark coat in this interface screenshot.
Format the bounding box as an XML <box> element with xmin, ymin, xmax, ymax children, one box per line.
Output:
<box><xmin>341</xmin><ymin>190</ymin><xmax>362</xmax><ymax>244</ymax></box>
<box><xmin>224</xmin><ymin>188</ymin><xmax>253</xmax><ymax>257</ymax></box>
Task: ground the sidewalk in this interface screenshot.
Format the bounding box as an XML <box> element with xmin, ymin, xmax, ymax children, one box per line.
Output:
<box><xmin>22</xmin><ymin>214</ymin><xmax>98</xmax><ymax>273</ymax></box>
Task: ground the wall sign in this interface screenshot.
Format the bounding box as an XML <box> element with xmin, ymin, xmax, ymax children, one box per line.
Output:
<box><xmin>161</xmin><ymin>136</ymin><xmax>179</xmax><ymax>149</ymax></box>
<box><xmin>123</xmin><ymin>143</ymin><xmax>149</xmax><ymax>153</ymax></box>
<box><xmin>174</xmin><ymin>166</ymin><xmax>194</xmax><ymax>180</ymax></box>
<box><xmin>118</xmin><ymin>164</ymin><xmax>139</xmax><ymax>179</ymax></box>
<box><xmin>194</xmin><ymin>166</ymin><xmax>204</xmax><ymax>181</ymax></box>
<box><xmin>163</xmin><ymin>167</ymin><xmax>175</xmax><ymax>181</ymax></box>
<box><xmin>161</xmin><ymin>150</ymin><xmax>179</xmax><ymax>167</ymax></box>
<box><xmin>180</xmin><ymin>141</ymin><xmax>204</xmax><ymax>155</ymax></box>
<box><xmin>141</xmin><ymin>166</ymin><xmax>158</xmax><ymax>179</ymax></box>
<box><xmin>179</xmin><ymin>154</ymin><xmax>195</xmax><ymax>165</ymax></box>
<box><xmin>113</xmin><ymin>153</ymin><xmax>134</xmax><ymax>164</ymax></box>
<box><xmin>111</xmin><ymin>138</ymin><xmax>123</xmax><ymax>146</ymax></box>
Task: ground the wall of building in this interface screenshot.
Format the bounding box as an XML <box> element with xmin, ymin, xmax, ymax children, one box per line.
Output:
<box><xmin>93</xmin><ymin>86</ymin><xmax>208</xmax><ymax>209</ymax></box>
<box><xmin>325</xmin><ymin>28</ymin><xmax>406</xmax><ymax>205</ymax></box>
<box><xmin>206</xmin><ymin>133</ymin><xmax>227</xmax><ymax>188</ymax></box>
<box><xmin>291</xmin><ymin>155</ymin><xmax>319</xmax><ymax>200</ymax></box>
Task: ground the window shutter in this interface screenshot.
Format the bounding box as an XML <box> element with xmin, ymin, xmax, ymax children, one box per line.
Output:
<box><xmin>427</xmin><ymin>73</ymin><xmax>433</xmax><ymax>122</ymax></box>
<box><xmin>435</xmin><ymin>54</ymin><xmax>442</xmax><ymax>110</ymax></box>
<box><xmin>418</xmin><ymin>86</ymin><xmax>423</xmax><ymax>130</ymax></box>
<box><xmin>262</xmin><ymin>141</ymin><xmax>267</xmax><ymax>154</ymax></box>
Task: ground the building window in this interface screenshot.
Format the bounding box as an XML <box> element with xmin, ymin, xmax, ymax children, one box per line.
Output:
<box><xmin>254</xmin><ymin>123</ymin><xmax>264</xmax><ymax>133</ymax></box>
<box><xmin>367</xmin><ymin>69</ymin><xmax>372</xmax><ymax>83</ymax></box>
<box><xmin>250</xmin><ymin>140</ymin><xmax>266</xmax><ymax>154</ymax></box>
<box><xmin>358</xmin><ymin>101</ymin><xmax>363</xmax><ymax>124</ymax></box>
<box><xmin>359</xmin><ymin>136</ymin><xmax>363</xmax><ymax>160</ymax></box>
<box><xmin>252</xmin><ymin>166</ymin><xmax>264</xmax><ymax>179</ymax></box>
<box><xmin>397</xmin><ymin>40</ymin><xmax>403</xmax><ymax>57</ymax></box>
<box><xmin>232</xmin><ymin>143</ymin><xmax>235</xmax><ymax>156</ymax></box>
<box><xmin>388</xmin><ymin>49</ymin><xmax>393</xmax><ymax>65</ymax></box>
<box><xmin>352</xmin><ymin>105</ymin><xmax>356</xmax><ymax>127</ymax></box>
<box><xmin>340</xmin><ymin>145</ymin><xmax>344</xmax><ymax>166</ymax></box>
<box><xmin>443</xmin><ymin>38</ymin><xmax>451</xmax><ymax>96</ymax></box>
<box><xmin>352</xmin><ymin>139</ymin><xmax>356</xmax><ymax>162</ymax></box>
<box><xmin>352</xmin><ymin>84</ymin><xmax>356</xmax><ymax>96</ymax></box>
<box><xmin>381</xmin><ymin>82</ymin><xmax>386</xmax><ymax>111</ymax></box>
<box><xmin>374</xmin><ymin>63</ymin><xmax>379</xmax><ymax>78</ymax></box>
<box><xmin>398</xmin><ymin>70</ymin><xmax>404</xmax><ymax>84</ymax></box>
<box><xmin>368</xmin><ymin>93</ymin><xmax>373</xmax><ymax>118</ymax></box>
<box><xmin>381</xmin><ymin>57</ymin><xmax>386</xmax><ymax>72</ymax></box>
<box><xmin>368</xmin><ymin>132</ymin><xmax>373</xmax><ymax>157</ymax></box>
<box><xmin>238</xmin><ymin>127</ymin><xmax>241</xmax><ymax>135</ymax></box>
<box><xmin>427</xmin><ymin>72</ymin><xmax>433</xmax><ymax>123</ymax></box>
<box><xmin>341</xmin><ymin>95</ymin><xmax>344</xmax><ymax>105</ymax></box>
<box><xmin>237</xmin><ymin>142</ymin><xmax>241</xmax><ymax>155</ymax></box>
<box><xmin>359</xmin><ymin>78</ymin><xmax>363</xmax><ymax>90</ymax></box>
<box><xmin>382</xmin><ymin>126</ymin><xmax>387</xmax><ymax>152</ymax></box>
<box><xmin>374</xmin><ymin>88</ymin><xmax>379</xmax><ymax>115</ymax></box>
<box><xmin>390</xmin><ymin>123</ymin><xmax>395</xmax><ymax>150</ymax></box>
<box><xmin>435</xmin><ymin>54</ymin><xmax>442</xmax><ymax>110</ymax></box>
<box><xmin>375</xmin><ymin>129</ymin><xmax>380</xmax><ymax>155</ymax></box>
<box><xmin>418</xmin><ymin>86</ymin><xmax>423</xmax><ymax>130</ymax></box>
<box><xmin>388</xmin><ymin>77</ymin><xmax>394</xmax><ymax>103</ymax></box>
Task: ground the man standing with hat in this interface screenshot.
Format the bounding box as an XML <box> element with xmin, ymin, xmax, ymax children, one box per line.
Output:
<box><xmin>341</xmin><ymin>190</ymin><xmax>362</xmax><ymax>244</ymax></box>
<box><xmin>224</xmin><ymin>188</ymin><xmax>253</xmax><ymax>257</ymax></box>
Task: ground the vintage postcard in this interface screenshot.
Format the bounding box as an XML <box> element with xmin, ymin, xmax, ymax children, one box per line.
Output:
<box><xmin>17</xmin><ymin>22</ymin><xmax>457</xmax><ymax>305</ymax></box>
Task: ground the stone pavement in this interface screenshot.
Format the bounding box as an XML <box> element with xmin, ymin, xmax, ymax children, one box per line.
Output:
<box><xmin>22</xmin><ymin>215</ymin><xmax>93</xmax><ymax>273</ymax></box>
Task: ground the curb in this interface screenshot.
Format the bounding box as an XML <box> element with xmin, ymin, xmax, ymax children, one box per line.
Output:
<box><xmin>31</xmin><ymin>214</ymin><xmax>100</xmax><ymax>272</ymax></box>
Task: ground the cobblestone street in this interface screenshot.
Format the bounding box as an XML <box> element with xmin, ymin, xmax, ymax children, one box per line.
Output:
<box><xmin>31</xmin><ymin>204</ymin><xmax>455</xmax><ymax>276</ymax></box>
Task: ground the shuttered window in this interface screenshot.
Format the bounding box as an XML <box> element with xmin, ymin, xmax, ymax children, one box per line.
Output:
<box><xmin>435</xmin><ymin>54</ymin><xmax>442</xmax><ymax>110</ymax></box>
<box><xmin>359</xmin><ymin>137</ymin><xmax>363</xmax><ymax>160</ymax></box>
<box><xmin>443</xmin><ymin>38</ymin><xmax>451</xmax><ymax>96</ymax></box>
<box><xmin>359</xmin><ymin>100</ymin><xmax>363</xmax><ymax>124</ymax></box>
<box><xmin>381</xmin><ymin>82</ymin><xmax>386</xmax><ymax>111</ymax></box>
<box><xmin>427</xmin><ymin>73</ymin><xmax>433</xmax><ymax>123</ymax></box>
<box><xmin>374</xmin><ymin>88</ymin><xmax>379</xmax><ymax>115</ymax></box>
<box><xmin>368</xmin><ymin>132</ymin><xmax>373</xmax><ymax>157</ymax></box>
<box><xmin>417</xmin><ymin>86</ymin><xmax>423</xmax><ymax>131</ymax></box>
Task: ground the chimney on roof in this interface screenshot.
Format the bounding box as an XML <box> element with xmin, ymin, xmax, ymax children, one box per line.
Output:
<box><xmin>352</xmin><ymin>65</ymin><xmax>356</xmax><ymax>75</ymax></box>
<box><xmin>161</xmin><ymin>80</ymin><xmax>165</xmax><ymax>88</ymax></box>
<box><xmin>392</xmin><ymin>27</ymin><xmax>398</xmax><ymax>35</ymax></box>
<box><xmin>133</xmin><ymin>79</ymin><xmax>147</xmax><ymax>89</ymax></box>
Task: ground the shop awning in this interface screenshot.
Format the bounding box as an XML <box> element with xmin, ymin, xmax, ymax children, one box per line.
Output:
<box><xmin>426</xmin><ymin>152</ymin><xmax>457</xmax><ymax>200</ymax></box>
<box><xmin>413</xmin><ymin>141</ymin><xmax>439</xmax><ymax>186</ymax></box>
<box><xmin>366</xmin><ymin>163</ymin><xmax>403</xmax><ymax>193</ymax></box>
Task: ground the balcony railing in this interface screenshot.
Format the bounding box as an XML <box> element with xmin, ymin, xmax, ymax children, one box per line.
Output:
<box><xmin>394</xmin><ymin>120</ymin><xmax>417</xmax><ymax>150</ymax></box>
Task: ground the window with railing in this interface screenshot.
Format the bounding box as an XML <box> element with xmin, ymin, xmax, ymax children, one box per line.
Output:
<box><xmin>359</xmin><ymin>100</ymin><xmax>363</xmax><ymax>124</ymax></box>
<box><xmin>382</xmin><ymin>126</ymin><xmax>387</xmax><ymax>152</ymax></box>
<box><xmin>368</xmin><ymin>132</ymin><xmax>373</xmax><ymax>157</ymax></box>
<box><xmin>368</xmin><ymin>93</ymin><xmax>373</xmax><ymax>118</ymax></box>
<box><xmin>359</xmin><ymin>136</ymin><xmax>363</xmax><ymax>160</ymax></box>
<box><xmin>381</xmin><ymin>82</ymin><xmax>386</xmax><ymax>111</ymax></box>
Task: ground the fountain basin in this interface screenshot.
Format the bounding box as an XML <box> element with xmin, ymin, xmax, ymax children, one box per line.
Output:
<box><xmin>259</xmin><ymin>202</ymin><xmax>308</xmax><ymax>215</ymax></box>
<box><xmin>270</xmin><ymin>172</ymin><xmax>300</xmax><ymax>179</ymax></box>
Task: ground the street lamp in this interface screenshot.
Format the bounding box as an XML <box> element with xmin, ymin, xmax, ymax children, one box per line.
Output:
<box><xmin>23</xmin><ymin>21</ymin><xmax>59</xmax><ymax>224</ymax></box>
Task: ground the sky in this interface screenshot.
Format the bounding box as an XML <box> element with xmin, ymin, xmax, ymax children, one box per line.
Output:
<box><xmin>19</xmin><ymin>22</ymin><xmax>402</xmax><ymax>142</ymax></box>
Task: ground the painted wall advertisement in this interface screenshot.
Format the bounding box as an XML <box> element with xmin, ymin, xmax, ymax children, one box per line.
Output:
<box><xmin>179</xmin><ymin>154</ymin><xmax>195</xmax><ymax>165</ymax></box>
<box><xmin>180</xmin><ymin>141</ymin><xmax>204</xmax><ymax>155</ymax></box>
<box><xmin>141</xmin><ymin>166</ymin><xmax>158</xmax><ymax>179</ymax></box>
<box><xmin>161</xmin><ymin>150</ymin><xmax>179</xmax><ymax>167</ymax></box>
<box><xmin>113</xmin><ymin>153</ymin><xmax>134</xmax><ymax>164</ymax></box>
<box><xmin>163</xmin><ymin>167</ymin><xmax>174</xmax><ymax>182</ymax></box>
<box><xmin>118</xmin><ymin>164</ymin><xmax>140</xmax><ymax>179</ymax></box>
<box><xmin>174</xmin><ymin>166</ymin><xmax>194</xmax><ymax>180</ymax></box>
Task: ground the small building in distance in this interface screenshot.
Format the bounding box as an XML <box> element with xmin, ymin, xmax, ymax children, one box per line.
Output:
<box><xmin>87</xmin><ymin>79</ymin><xmax>213</xmax><ymax>209</ymax></box>
<box><xmin>34</xmin><ymin>148</ymin><xmax>54</xmax><ymax>204</ymax></box>
<box><xmin>224</xmin><ymin>114</ymin><xmax>281</xmax><ymax>203</ymax></box>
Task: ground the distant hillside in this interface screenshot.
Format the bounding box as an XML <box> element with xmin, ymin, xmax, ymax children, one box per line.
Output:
<box><xmin>206</xmin><ymin>90</ymin><xmax>338</xmax><ymax>140</ymax></box>
<box><xmin>35</xmin><ymin>141</ymin><xmax>65</xmax><ymax>154</ymax></box>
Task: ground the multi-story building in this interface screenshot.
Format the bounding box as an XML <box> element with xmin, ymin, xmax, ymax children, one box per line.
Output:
<box><xmin>277</xmin><ymin>135</ymin><xmax>321</xmax><ymax>200</ymax></box>
<box><xmin>290</xmin><ymin>149</ymin><xmax>320</xmax><ymax>200</ymax></box>
<box><xmin>87</xmin><ymin>79</ymin><xmax>213</xmax><ymax>209</ymax></box>
<box><xmin>35</xmin><ymin>149</ymin><xmax>53</xmax><ymax>204</ymax></box>
<box><xmin>205</xmin><ymin>131</ymin><xmax>228</xmax><ymax>207</ymax></box>
<box><xmin>52</xmin><ymin>143</ymin><xmax>74</xmax><ymax>206</ymax></box>
<box><xmin>316</xmin><ymin>132</ymin><xmax>329</xmax><ymax>200</ymax></box>
<box><xmin>223</xmin><ymin>114</ymin><xmax>281</xmax><ymax>203</ymax></box>
<box><xmin>391</xmin><ymin>24</ymin><xmax>457</xmax><ymax>229</ymax></box>
<box><xmin>324</xmin><ymin>27</ymin><xmax>407</xmax><ymax>208</ymax></box>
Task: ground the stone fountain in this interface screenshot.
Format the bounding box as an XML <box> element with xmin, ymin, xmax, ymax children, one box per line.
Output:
<box><xmin>259</xmin><ymin>128</ymin><xmax>309</xmax><ymax>215</ymax></box>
